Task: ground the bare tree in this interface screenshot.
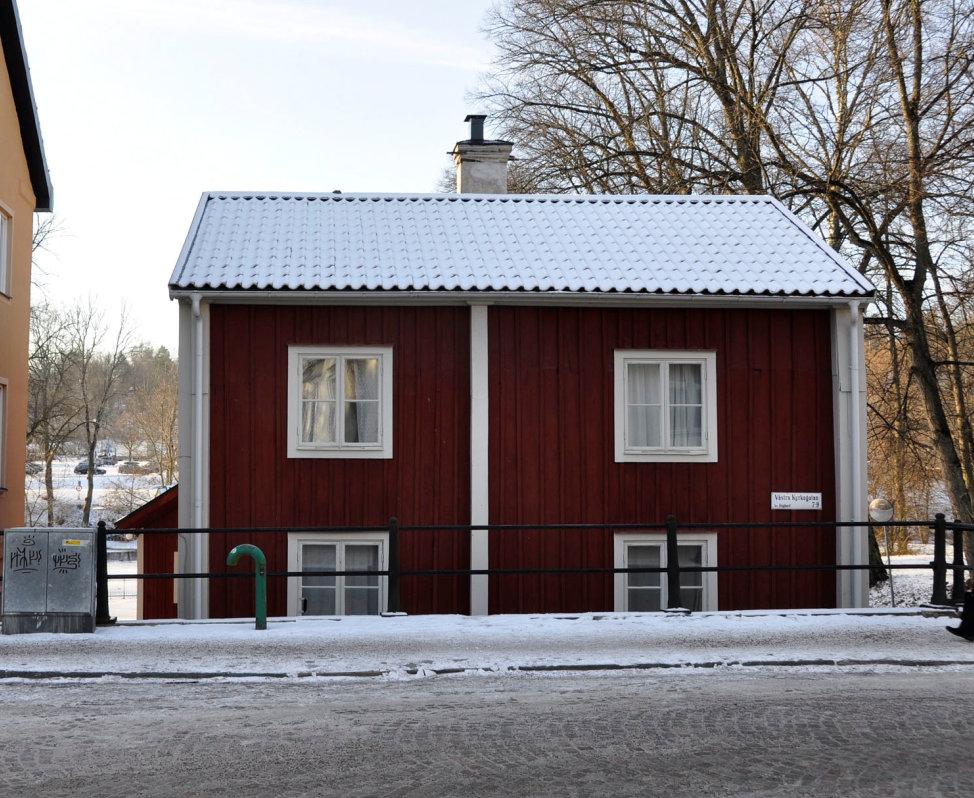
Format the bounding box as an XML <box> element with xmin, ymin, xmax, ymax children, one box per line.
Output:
<box><xmin>482</xmin><ymin>0</ymin><xmax>974</xmax><ymax>579</ymax></box>
<box><xmin>113</xmin><ymin>345</ymin><xmax>179</xmax><ymax>486</ymax></box>
<box><xmin>110</xmin><ymin>402</ymin><xmax>142</xmax><ymax>463</ymax></box>
<box><xmin>481</xmin><ymin>0</ymin><xmax>813</xmax><ymax>193</ymax></box>
<box><xmin>101</xmin><ymin>475</ymin><xmax>157</xmax><ymax>521</ymax></box>
<box><xmin>139</xmin><ymin>355</ymin><xmax>178</xmax><ymax>486</ymax></box>
<box><xmin>68</xmin><ymin>302</ymin><xmax>134</xmax><ymax>526</ymax></box>
<box><xmin>27</xmin><ymin>303</ymin><xmax>83</xmax><ymax>526</ymax></box>
<box><xmin>813</xmin><ymin>0</ymin><xmax>974</xmax><ymax>574</ymax></box>
<box><xmin>865</xmin><ymin>312</ymin><xmax>940</xmax><ymax>546</ymax></box>
<box><xmin>30</xmin><ymin>214</ymin><xmax>65</xmax><ymax>290</ymax></box>
<box><xmin>28</xmin><ymin>301</ymin><xmax>183</xmax><ymax>526</ymax></box>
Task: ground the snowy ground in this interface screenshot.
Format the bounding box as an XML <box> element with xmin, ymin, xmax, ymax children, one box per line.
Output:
<box><xmin>1</xmin><ymin>669</ymin><xmax>972</xmax><ymax>796</ymax></box>
<box><xmin>1</xmin><ymin>611</ymin><xmax>971</xmax><ymax>678</ymax></box>
<box><xmin>869</xmin><ymin>539</ymin><xmax>966</xmax><ymax>608</ymax></box>
<box><xmin>23</xmin><ymin>457</ymin><xmax>166</xmax><ymax>528</ymax></box>
<box><xmin>107</xmin><ymin>558</ymin><xmax>138</xmax><ymax>621</ymax></box>
<box><xmin>870</xmin><ymin>550</ymin><xmax>936</xmax><ymax>607</ymax></box>
<box><xmin>22</xmin><ymin>457</ymin><xmax>155</xmax><ymax>621</ymax></box>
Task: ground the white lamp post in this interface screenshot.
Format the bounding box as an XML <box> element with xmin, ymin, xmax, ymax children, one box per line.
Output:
<box><xmin>869</xmin><ymin>497</ymin><xmax>895</xmax><ymax>606</ymax></box>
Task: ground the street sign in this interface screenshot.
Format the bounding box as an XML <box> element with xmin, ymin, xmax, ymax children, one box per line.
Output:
<box><xmin>771</xmin><ymin>492</ymin><xmax>822</xmax><ymax>511</ymax></box>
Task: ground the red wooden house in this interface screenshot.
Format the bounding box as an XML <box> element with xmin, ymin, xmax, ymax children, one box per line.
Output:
<box><xmin>135</xmin><ymin>117</ymin><xmax>874</xmax><ymax>620</ymax></box>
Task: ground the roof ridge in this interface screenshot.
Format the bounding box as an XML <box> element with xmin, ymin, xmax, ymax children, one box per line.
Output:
<box><xmin>203</xmin><ymin>191</ymin><xmax>776</xmax><ymax>204</ymax></box>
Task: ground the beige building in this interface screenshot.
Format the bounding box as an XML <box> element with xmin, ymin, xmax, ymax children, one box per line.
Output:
<box><xmin>0</xmin><ymin>0</ymin><xmax>52</xmax><ymax>532</ymax></box>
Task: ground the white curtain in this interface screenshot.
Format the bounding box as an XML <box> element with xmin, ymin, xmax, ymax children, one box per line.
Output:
<box><xmin>669</xmin><ymin>364</ymin><xmax>702</xmax><ymax>447</ymax></box>
<box><xmin>626</xmin><ymin>363</ymin><xmax>661</xmax><ymax>447</ymax></box>
<box><xmin>301</xmin><ymin>358</ymin><xmax>336</xmax><ymax>443</ymax></box>
<box><xmin>343</xmin><ymin>358</ymin><xmax>380</xmax><ymax>443</ymax></box>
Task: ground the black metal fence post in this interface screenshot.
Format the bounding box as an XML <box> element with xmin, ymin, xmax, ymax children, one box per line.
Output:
<box><xmin>665</xmin><ymin>514</ymin><xmax>682</xmax><ymax>610</ymax></box>
<box><xmin>95</xmin><ymin>520</ymin><xmax>115</xmax><ymax>625</ymax></box>
<box><xmin>951</xmin><ymin>520</ymin><xmax>966</xmax><ymax>605</ymax></box>
<box><xmin>930</xmin><ymin>513</ymin><xmax>949</xmax><ymax>605</ymax></box>
<box><xmin>387</xmin><ymin>517</ymin><xmax>401</xmax><ymax>613</ymax></box>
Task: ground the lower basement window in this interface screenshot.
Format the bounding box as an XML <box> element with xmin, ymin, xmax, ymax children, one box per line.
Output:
<box><xmin>613</xmin><ymin>532</ymin><xmax>718</xmax><ymax>611</ymax></box>
<box><xmin>286</xmin><ymin>533</ymin><xmax>389</xmax><ymax>616</ymax></box>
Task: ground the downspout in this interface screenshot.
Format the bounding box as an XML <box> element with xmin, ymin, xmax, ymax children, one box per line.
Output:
<box><xmin>848</xmin><ymin>300</ymin><xmax>864</xmax><ymax>604</ymax></box>
<box><xmin>191</xmin><ymin>292</ymin><xmax>204</xmax><ymax>618</ymax></box>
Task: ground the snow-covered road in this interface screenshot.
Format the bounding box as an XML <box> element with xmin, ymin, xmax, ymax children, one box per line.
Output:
<box><xmin>0</xmin><ymin>668</ymin><xmax>971</xmax><ymax>796</ymax></box>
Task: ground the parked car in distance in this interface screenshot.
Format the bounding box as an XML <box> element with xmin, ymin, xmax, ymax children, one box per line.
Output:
<box><xmin>73</xmin><ymin>461</ymin><xmax>106</xmax><ymax>475</ymax></box>
<box><xmin>118</xmin><ymin>460</ymin><xmax>152</xmax><ymax>475</ymax></box>
<box><xmin>25</xmin><ymin>462</ymin><xmax>42</xmax><ymax>475</ymax></box>
<box><xmin>96</xmin><ymin>454</ymin><xmax>119</xmax><ymax>466</ymax></box>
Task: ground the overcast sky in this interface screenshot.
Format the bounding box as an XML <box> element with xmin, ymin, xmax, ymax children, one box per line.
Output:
<box><xmin>20</xmin><ymin>0</ymin><xmax>497</xmax><ymax>350</ymax></box>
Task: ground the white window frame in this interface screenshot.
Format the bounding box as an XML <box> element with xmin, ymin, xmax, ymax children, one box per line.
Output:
<box><xmin>287</xmin><ymin>345</ymin><xmax>393</xmax><ymax>459</ymax></box>
<box><xmin>614</xmin><ymin>350</ymin><xmax>718</xmax><ymax>462</ymax></box>
<box><xmin>0</xmin><ymin>209</ymin><xmax>11</xmax><ymax>297</ymax></box>
<box><xmin>0</xmin><ymin>379</ymin><xmax>7</xmax><ymax>490</ymax></box>
<box><xmin>286</xmin><ymin>532</ymin><xmax>389</xmax><ymax>616</ymax></box>
<box><xmin>613</xmin><ymin>532</ymin><xmax>718</xmax><ymax>612</ymax></box>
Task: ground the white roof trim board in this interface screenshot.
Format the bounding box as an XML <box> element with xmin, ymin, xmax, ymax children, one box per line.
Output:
<box><xmin>169</xmin><ymin>192</ymin><xmax>874</xmax><ymax>298</ymax></box>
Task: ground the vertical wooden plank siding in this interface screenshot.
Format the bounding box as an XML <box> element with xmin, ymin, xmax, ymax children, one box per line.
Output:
<box><xmin>154</xmin><ymin>302</ymin><xmax>837</xmax><ymax>617</ymax></box>
<box><xmin>487</xmin><ymin>306</ymin><xmax>837</xmax><ymax>613</ymax></box>
<box><xmin>207</xmin><ymin>305</ymin><xmax>471</xmax><ymax>618</ymax></box>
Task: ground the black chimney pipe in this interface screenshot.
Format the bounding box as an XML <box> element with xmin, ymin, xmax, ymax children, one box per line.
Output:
<box><xmin>464</xmin><ymin>113</ymin><xmax>486</xmax><ymax>143</ymax></box>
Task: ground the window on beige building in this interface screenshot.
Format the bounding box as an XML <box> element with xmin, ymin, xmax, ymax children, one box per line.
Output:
<box><xmin>0</xmin><ymin>379</ymin><xmax>7</xmax><ymax>490</ymax></box>
<box><xmin>0</xmin><ymin>211</ymin><xmax>11</xmax><ymax>296</ymax></box>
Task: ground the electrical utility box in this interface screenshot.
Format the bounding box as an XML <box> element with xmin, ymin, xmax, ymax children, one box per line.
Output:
<box><xmin>2</xmin><ymin>529</ymin><xmax>97</xmax><ymax>634</ymax></box>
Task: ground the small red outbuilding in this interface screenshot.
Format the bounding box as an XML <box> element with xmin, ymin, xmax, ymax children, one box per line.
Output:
<box><xmin>115</xmin><ymin>485</ymin><xmax>178</xmax><ymax>619</ymax></box>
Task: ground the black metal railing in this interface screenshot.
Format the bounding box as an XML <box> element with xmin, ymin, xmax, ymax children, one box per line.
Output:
<box><xmin>2</xmin><ymin>515</ymin><xmax>970</xmax><ymax>621</ymax></box>
<box><xmin>79</xmin><ymin>514</ymin><xmax>974</xmax><ymax>619</ymax></box>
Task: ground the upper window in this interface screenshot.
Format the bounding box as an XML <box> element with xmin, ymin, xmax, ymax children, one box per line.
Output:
<box><xmin>614</xmin><ymin>350</ymin><xmax>717</xmax><ymax>462</ymax></box>
<box><xmin>0</xmin><ymin>211</ymin><xmax>11</xmax><ymax>296</ymax></box>
<box><xmin>287</xmin><ymin>346</ymin><xmax>393</xmax><ymax>459</ymax></box>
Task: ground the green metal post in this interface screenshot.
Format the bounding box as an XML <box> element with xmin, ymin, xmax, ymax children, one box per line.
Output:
<box><xmin>226</xmin><ymin>544</ymin><xmax>267</xmax><ymax>630</ymax></box>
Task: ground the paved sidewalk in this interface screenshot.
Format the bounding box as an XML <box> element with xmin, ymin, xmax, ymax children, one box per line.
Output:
<box><xmin>2</xmin><ymin>610</ymin><xmax>972</xmax><ymax>679</ymax></box>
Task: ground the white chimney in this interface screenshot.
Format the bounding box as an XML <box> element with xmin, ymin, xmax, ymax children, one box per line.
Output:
<box><xmin>452</xmin><ymin>114</ymin><xmax>513</xmax><ymax>194</ymax></box>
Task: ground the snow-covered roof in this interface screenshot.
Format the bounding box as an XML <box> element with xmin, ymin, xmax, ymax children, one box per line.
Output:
<box><xmin>169</xmin><ymin>192</ymin><xmax>873</xmax><ymax>298</ymax></box>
